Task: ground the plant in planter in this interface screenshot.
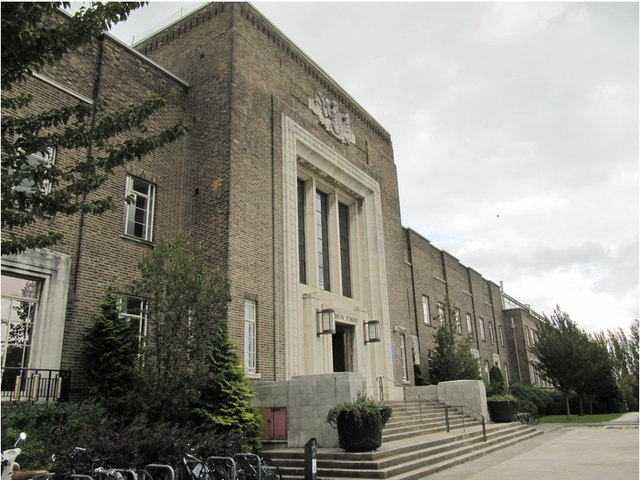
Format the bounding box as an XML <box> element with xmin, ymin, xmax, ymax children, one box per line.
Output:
<box><xmin>486</xmin><ymin>365</ymin><xmax>516</xmax><ymax>422</ymax></box>
<box><xmin>326</xmin><ymin>392</ymin><xmax>392</xmax><ymax>452</ymax></box>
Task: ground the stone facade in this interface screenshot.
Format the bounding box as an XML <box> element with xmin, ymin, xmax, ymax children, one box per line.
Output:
<box><xmin>2</xmin><ymin>3</ymin><xmax>545</xmax><ymax>412</ymax></box>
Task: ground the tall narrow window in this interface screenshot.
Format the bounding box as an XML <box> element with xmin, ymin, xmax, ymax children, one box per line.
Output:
<box><xmin>489</xmin><ymin>322</ymin><xmax>495</xmax><ymax>344</ymax></box>
<box><xmin>244</xmin><ymin>299</ymin><xmax>257</xmax><ymax>375</ymax></box>
<box><xmin>466</xmin><ymin>313</ymin><xmax>473</xmax><ymax>337</ymax></box>
<box><xmin>338</xmin><ymin>202</ymin><xmax>351</xmax><ymax>297</ymax></box>
<box><xmin>1</xmin><ymin>275</ymin><xmax>40</xmax><ymax>370</ymax></box>
<box><xmin>437</xmin><ymin>302</ymin><xmax>445</xmax><ymax>326</ymax></box>
<box><xmin>315</xmin><ymin>190</ymin><xmax>330</xmax><ymax>291</ymax></box>
<box><xmin>499</xmin><ymin>325</ymin><xmax>505</xmax><ymax>346</ymax></box>
<box><xmin>454</xmin><ymin>308</ymin><xmax>462</xmax><ymax>334</ymax></box>
<box><xmin>297</xmin><ymin>179</ymin><xmax>307</xmax><ymax>284</ymax></box>
<box><xmin>124</xmin><ymin>176</ymin><xmax>155</xmax><ymax>241</ymax></box>
<box><xmin>422</xmin><ymin>295</ymin><xmax>431</xmax><ymax>325</ymax></box>
<box><xmin>479</xmin><ymin>318</ymin><xmax>486</xmax><ymax>341</ymax></box>
<box><xmin>119</xmin><ymin>296</ymin><xmax>147</xmax><ymax>355</ymax></box>
<box><xmin>399</xmin><ymin>334</ymin><xmax>408</xmax><ymax>381</ymax></box>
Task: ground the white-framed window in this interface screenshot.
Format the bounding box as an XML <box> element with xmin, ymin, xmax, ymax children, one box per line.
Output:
<box><xmin>466</xmin><ymin>313</ymin><xmax>473</xmax><ymax>337</ymax></box>
<box><xmin>422</xmin><ymin>295</ymin><xmax>431</xmax><ymax>325</ymax></box>
<box><xmin>529</xmin><ymin>327</ymin><xmax>536</xmax><ymax>345</ymax></box>
<box><xmin>244</xmin><ymin>299</ymin><xmax>257</xmax><ymax>375</ymax></box>
<box><xmin>484</xmin><ymin>360</ymin><xmax>490</xmax><ymax>380</ymax></box>
<box><xmin>488</xmin><ymin>322</ymin><xmax>495</xmax><ymax>344</ymax></box>
<box><xmin>454</xmin><ymin>308</ymin><xmax>462</xmax><ymax>334</ymax></box>
<box><xmin>118</xmin><ymin>296</ymin><xmax>147</xmax><ymax>356</ymax></box>
<box><xmin>437</xmin><ymin>302</ymin><xmax>445</xmax><ymax>326</ymax></box>
<box><xmin>525</xmin><ymin>326</ymin><xmax>531</xmax><ymax>346</ymax></box>
<box><xmin>499</xmin><ymin>325</ymin><xmax>505</xmax><ymax>346</ymax></box>
<box><xmin>1</xmin><ymin>275</ymin><xmax>41</xmax><ymax>370</ymax></box>
<box><xmin>479</xmin><ymin>318</ymin><xmax>486</xmax><ymax>341</ymax></box>
<box><xmin>124</xmin><ymin>176</ymin><xmax>155</xmax><ymax>241</ymax></box>
<box><xmin>399</xmin><ymin>333</ymin><xmax>408</xmax><ymax>381</ymax></box>
<box><xmin>411</xmin><ymin>335</ymin><xmax>421</xmax><ymax>365</ymax></box>
<box><xmin>503</xmin><ymin>362</ymin><xmax>509</xmax><ymax>386</ymax></box>
<box><xmin>3</xmin><ymin>141</ymin><xmax>57</xmax><ymax>203</ymax></box>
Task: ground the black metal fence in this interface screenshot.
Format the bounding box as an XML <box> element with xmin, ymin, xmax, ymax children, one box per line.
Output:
<box><xmin>1</xmin><ymin>367</ymin><xmax>71</xmax><ymax>403</ymax></box>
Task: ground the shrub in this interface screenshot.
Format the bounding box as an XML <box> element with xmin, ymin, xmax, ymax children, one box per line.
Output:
<box><xmin>1</xmin><ymin>402</ymin><xmax>248</xmax><ymax>470</ymax></box>
<box><xmin>487</xmin><ymin>365</ymin><xmax>507</xmax><ymax>396</ymax></box>
<box><xmin>509</xmin><ymin>383</ymin><xmax>566</xmax><ymax>415</ymax></box>
<box><xmin>413</xmin><ymin>364</ymin><xmax>430</xmax><ymax>386</ymax></box>
<box><xmin>326</xmin><ymin>392</ymin><xmax>392</xmax><ymax>429</ymax></box>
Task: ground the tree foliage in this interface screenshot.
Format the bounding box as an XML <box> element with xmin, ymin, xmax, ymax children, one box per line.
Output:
<box><xmin>487</xmin><ymin>365</ymin><xmax>508</xmax><ymax>397</ymax></box>
<box><xmin>130</xmin><ymin>234</ymin><xmax>233</xmax><ymax>422</ymax></box>
<box><xmin>1</xmin><ymin>2</ymin><xmax>191</xmax><ymax>255</ymax></box>
<box><xmin>429</xmin><ymin>300</ymin><xmax>480</xmax><ymax>383</ymax></box>
<box><xmin>594</xmin><ymin>319</ymin><xmax>639</xmax><ymax>411</ymax></box>
<box><xmin>82</xmin><ymin>286</ymin><xmax>138</xmax><ymax>416</ymax></box>
<box><xmin>529</xmin><ymin>306</ymin><xmax>620</xmax><ymax>417</ymax></box>
<box><xmin>81</xmin><ymin>234</ymin><xmax>261</xmax><ymax>442</ymax></box>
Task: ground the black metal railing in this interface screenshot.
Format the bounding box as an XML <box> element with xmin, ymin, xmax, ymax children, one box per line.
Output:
<box><xmin>1</xmin><ymin>367</ymin><xmax>71</xmax><ymax>403</ymax></box>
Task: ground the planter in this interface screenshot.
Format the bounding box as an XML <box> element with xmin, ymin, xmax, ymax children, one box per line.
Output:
<box><xmin>487</xmin><ymin>400</ymin><xmax>516</xmax><ymax>423</ymax></box>
<box><xmin>336</xmin><ymin>411</ymin><xmax>383</xmax><ymax>452</ymax></box>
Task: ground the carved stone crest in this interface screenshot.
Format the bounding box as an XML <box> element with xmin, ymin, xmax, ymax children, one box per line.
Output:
<box><xmin>308</xmin><ymin>91</ymin><xmax>356</xmax><ymax>146</ymax></box>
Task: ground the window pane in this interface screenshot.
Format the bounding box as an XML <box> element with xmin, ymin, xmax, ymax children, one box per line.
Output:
<box><xmin>1</xmin><ymin>275</ymin><xmax>40</xmax><ymax>370</ymax></box>
<box><xmin>297</xmin><ymin>179</ymin><xmax>307</xmax><ymax>284</ymax></box>
<box><xmin>315</xmin><ymin>191</ymin><xmax>330</xmax><ymax>291</ymax></box>
<box><xmin>124</xmin><ymin>177</ymin><xmax>154</xmax><ymax>241</ymax></box>
<box><xmin>338</xmin><ymin>203</ymin><xmax>351</xmax><ymax>298</ymax></box>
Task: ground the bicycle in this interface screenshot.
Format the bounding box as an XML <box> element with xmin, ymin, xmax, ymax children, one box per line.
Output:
<box><xmin>233</xmin><ymin>453</ymin><xmax>281</xmax><ymax>480</ymax></box>
<box><xmin>176</xmin><ymin>453</ymin><xmax>229</xmax><ymax>480</ymax></box>
<box><xmin>513</xmin><ymin>411</ymin><xmax>540</xmax><ymax>425</ymax></box>
<box><xmin>51</xmin><ymin>447</ymin><xmax>95</xmax><ymax>480</ymax></box>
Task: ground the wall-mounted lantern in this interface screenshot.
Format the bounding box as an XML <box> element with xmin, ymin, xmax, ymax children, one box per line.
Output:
<box><xmin>316</xmin><ymin>308</ymin><xmax>336</xmax><ymax>336</ymax></box>
<box><xmin>364</xmin><ymin>320</ymin><xmax>381</xmax><ymax>344</ymax></box>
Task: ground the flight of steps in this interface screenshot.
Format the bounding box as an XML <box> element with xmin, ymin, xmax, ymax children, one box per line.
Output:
<box><xmin>263</xmin><ymin>400</ymin><xmax>542</xmax><ymax>480</ymax></box>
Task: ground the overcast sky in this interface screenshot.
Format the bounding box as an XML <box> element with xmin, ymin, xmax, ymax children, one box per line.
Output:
<box><xmin>107</xmin><ymin>2</ymin><xmax>639</xmax><ymax>334</ymax></box>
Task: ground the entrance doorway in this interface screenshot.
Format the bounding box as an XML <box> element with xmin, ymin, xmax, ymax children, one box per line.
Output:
<box><xmin>332</xmin><ymin>323</ymin><xmax>354</xmax><ymax>372</ymax></box>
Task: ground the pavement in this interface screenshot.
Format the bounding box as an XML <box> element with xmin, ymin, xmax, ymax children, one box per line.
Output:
<box><xmin>423</xmin><ymin>412</ymin><xmax>639</xmax><ymax>480</ymax></box>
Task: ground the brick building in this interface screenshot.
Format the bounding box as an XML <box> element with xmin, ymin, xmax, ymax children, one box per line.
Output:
<box><xmin>2</xmin><ymin>2</ymin><xmax>544</xmax><ymax>414</ymax></box>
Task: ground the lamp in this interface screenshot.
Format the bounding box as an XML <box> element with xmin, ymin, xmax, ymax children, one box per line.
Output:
<box><xmin>316</xmin><ymin>308</ymin><xmax>336</xmax><ymax>336</ymax></box>
<box><xmin>364</xmin><ymin>320</ymin><xmax>381</xmax><ymax>344</ymax></box>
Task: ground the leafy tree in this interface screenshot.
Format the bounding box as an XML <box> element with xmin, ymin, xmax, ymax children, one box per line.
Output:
<box><xmin>82</xmin><ymin>286</ymin><xmax>138</xmax><ymax>416</ymax></box>
<box><xmin>1</xmin><ymin>2</ymin><xmax>191</xmax><ymax>255</ymax></box>
<box><xmin>529</xmin><ymin>306</ymin><xmax>596</xmax><ymax>418</ymax></box>
<box><xmin>595</xmin><ymin>319</ymin><xmax>639</xmax><ymax>411</ymax></box>
<box><xmin>429</xmin><ymin>300</ymin><xmax>480</xmax><ymax>383</ymax></box>
<box><xmin>131</xmin><ymin>234</ymin><xmax>232</xmax><ymax>422</ymax></box>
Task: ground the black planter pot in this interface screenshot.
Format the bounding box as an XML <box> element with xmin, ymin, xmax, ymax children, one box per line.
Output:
<box><xmin>336</xmin><ymin>411</ymin><xmax>383</xmax><ymax>452</ymax></box>
<box><xmin>487</xmin><ymin>400</ymin><xmax>516</xmax><ymax>423</ymax></box>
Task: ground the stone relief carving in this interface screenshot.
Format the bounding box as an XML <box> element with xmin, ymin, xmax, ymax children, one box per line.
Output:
<box><xmin>308</xmin><ymin>91</ymin><xmax>356</xmax><ymax>146</ymax></box>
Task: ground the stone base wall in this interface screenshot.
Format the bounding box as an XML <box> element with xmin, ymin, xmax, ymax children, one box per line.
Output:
<box><xmin>253</xmin><ymin>372</ymin><xmax>368</xmax><ymax>448</ymax></box>
<box><xmin>253</xmin><ymin>375</ymin><xmax>488</xmax><ymax>448</ymax></box>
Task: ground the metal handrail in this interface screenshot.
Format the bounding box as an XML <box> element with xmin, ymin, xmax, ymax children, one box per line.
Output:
<box><xmin>376</xmin><ymin>376</ymin><xmax>442</xmax><ymax>420</ymax></box>
<box><xmin>377</xmin><ymin>376</ymin><xmax>489</xmax><ymax>442</ymax></box>
<box><xmin>444</xmin><ymin>404</ymin><xmax>489</xmax><ymax>441</ymax></box>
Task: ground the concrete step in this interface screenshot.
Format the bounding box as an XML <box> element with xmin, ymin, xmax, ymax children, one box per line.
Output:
<box><xmin>268</xmin><ymin>422</ymin><xmax>542</xmax><ymax>480</ymax></box>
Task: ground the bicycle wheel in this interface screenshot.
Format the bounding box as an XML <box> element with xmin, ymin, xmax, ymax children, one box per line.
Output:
<box><xmin>137</xmin><ymin>470</ymin><xmax>154</xmax><ymax>480</ymax></box>
<box><xmin>260</xmin><ymin>460</ymin><xmax>282</xmax><ymax>480</ymax></box>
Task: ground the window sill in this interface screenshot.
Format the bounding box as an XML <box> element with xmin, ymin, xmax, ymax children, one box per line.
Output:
<box><xmin>246</xmin><ymin>372</ymin><xmax>262</xmax><ymax>380</ymax></box>
<box><xmin>120</xmin><ymin>234</ymin><xmax>155</xmax><ymax>247</ymax></box>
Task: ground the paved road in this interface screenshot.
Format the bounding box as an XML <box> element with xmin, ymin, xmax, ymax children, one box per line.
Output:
<box><xmin>424</xmin><ymin>412</ymin><xmax>639</xmax><ymax>480</ymax></box>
